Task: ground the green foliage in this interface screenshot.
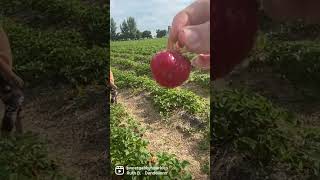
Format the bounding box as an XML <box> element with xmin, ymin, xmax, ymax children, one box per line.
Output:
<box><xmin>212</xmin><ymin>89</ymin><xmax>296</xmax><ymax>163</ymax></box>
<box><xmin>111</xmin><ymin>104</ymin><xmax>193</xmax><ymax>179</ymax></box>
<box><xmin>110</xmin><ymin>38</ymin><xmax>209</xmax><ymax>88</ymax></box>
<box><xmin>111</xmin><ymin>104</ymin><xmax>150</xmax><ymax>167</ymax></box>
<box><xmin>212</xmin><ymin>89</ymin><xmax>320</xmax><ymax>178</ymax></box>
<box><xmin>111</xmin><ymin>38</ymin><xmax>209</xmax><ymax>178</ymax></box>
<box><xmin>266</xmin><ymin>41</ymin><xmax>320</xmax><ymax>91</ymax></box>
<box><xmin>119</xmin><ymin>17</ymin><xmax>139</xmax><ymax>40</ymax></box>
<box><xmin>142</xmin><ymin>30</ymin><xmax>153</xmax><ymax>39</ymax></box>
<box><xmin>258</xmin><ymin>10</ymin><xmax>320</xmax><ymax>41</ymax></box>
<box><xmin>110</xmin><ymin>18</ymin><xmax>117</xmax><ymax>40</ymax></box>
<box><xmin>200</xmin><ymin>161</ymin><xmax>210</xmax><ymax>175</ymax></box>
<box><xmin>111</xmin><ymin>57</ymin><xmax>151</xmax><ymax>77</ymax></box>
<box><xmin>156</xmin><ymin>29</ymin><xmax>167</xmax><ymax>38</ymax></box>
<box><xmin>112</xmin><ymin>68</ymin><xmax>209</xmax><ymax>121</ymax></box>
<box><xmin>0</xmin><ymin>0</ymin><xmax>109</xmax><ymax>46</ymax></box>
<box><xmin>156</xmin><ymin>152</ymin><xmax>192</xmax><ymax>179</ymax></box>
<box><xmin>267</xmin><ymin>21</ymin><xmax>320</xmax><ymax>41</ymax></box>
<box><xmin>0</xmin><ymin>2</ymin><xmax>107</xmax><ymax>179</ymax></box>
<box><xmin>0</xmin><ymin>132</ymin><xmax>73</xmax><ymax>180</ymax></box>
<box><xmin>189</xmin><ymin>72</ymin><xmax>210</xmax><ymax>88</ymax></box>
<box><xmin>250</xmin><ymin>38</ymin><xmax>320</xmax><ymax>97</ymax></box>
<box><xmin>222</xmin><ymin>18</ymin><xmax>320</xmax><ymax>178</ymax></box>
<box><xmin>136</xmin><ymin>30</ymin><xmax>142</xmax><ymax>40</ymax></box>
<box><xmin>1</xmin><ymin>18</ymin><xmax>107</xmax><ymax>87</ymax></box>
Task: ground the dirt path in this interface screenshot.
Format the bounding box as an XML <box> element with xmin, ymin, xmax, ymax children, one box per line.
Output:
<box><xmin>117</xmin><ymin>90</ymin><xmax>209</xmax><ymax>180</ymax></box>
<box><xmin>21</xmin><ymin>85</ymin><xmax>108</xmax><ymax>180</ymax></box>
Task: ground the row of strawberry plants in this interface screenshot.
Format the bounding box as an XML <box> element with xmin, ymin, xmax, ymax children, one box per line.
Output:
<box><xmin>111</xmin><ymin>47</ymin><xmax>210</xmax><ymax>84</ymax></box>
<box><xmin>0</xmin><ymin>0</ymin><xmax>108</xmax><ymax>46</ymax></box>
<box><xmin>189</xmin><ymin>72</ymin><xmax>210</xmax><ymax>88</ymax></box>
<box><xmin>111</xmin><ymin>47</ymin><xmax>161</xmax><ymax>55</ymax></box>
<box><xmin>1</xmin><ymin>18</ymin><xmax>107</xmax><ymax>87</ymax></box>
<box><xmin>0</xmin><ymin>132</ymin><xmax>73</xmax><ymax>180</ymax></box>
<box><xmin>263</xmin><ymin>20</ymin><xmax>320</xmax><ymax>41</ymax></box>
<box><xmin>1</xmin><ymin>17</ymin><xmax>86</xmax><ymax>50</ymax></box>
<box><xmin>249</xmin><ymin>38</ymin><xmax>320</xmax><ymax>97</ymax></box>
<box><xmin>111</xmin><ymin>55</ymin><xmax>209</xmax><ymax>88</ymax></box>
<box><xmin>111</xmin><ymin>53</ymin><xmax>151</xmax><ymax>63</ymax></box>
<box><xmin>212</xmin><ymin>88</ymin><xmax>320</xmax><ymax>178</ymax></box>
<box><xmin>111</xmin><ymin>104</ymin><xmax>192</xmax><ymax>179</ymax></box>
<box><xmin>111</xmin><ymin>57</ymin><xmax>151</xmax><ymax>77</ymax></box>
<box><xmin>111</xmin><ymin>46</ymin><xmax>196</xmax><ymax>62</ymax></box>
<box><xmin>112</xmin><ymin>52</ymin><xmax>196</xmax><ymax>66</ymax></box>
<box><xmin>112</xmin><ymin>68</ymin><xmax>209</xmax><ymax>122</ymax></box>
<box><xmin>111</xmin><ymin>40</ymin><xmax>165</xmax><ymax>53</ymax></box>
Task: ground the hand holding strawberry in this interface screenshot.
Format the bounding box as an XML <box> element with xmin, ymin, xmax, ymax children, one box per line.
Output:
<box><xmin>167</xmin><ymin>0</ymin><xmax>210</xmax><ymax>70</ymax></box>
<box><xmin>150</xmin><ymin>50</ymin><xmax>191</xmax><ymax>88</ymax></box>
<box><xmin>150</xmin><ymin>0</ymin><xmax>210</xmax><ymax>89</ymax></box>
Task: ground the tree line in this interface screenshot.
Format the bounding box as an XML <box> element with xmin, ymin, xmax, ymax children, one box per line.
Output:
<box><xmin>110</xmin><ymin>17</ymin><xmax>167</xmax><ymax>41</ymax></box>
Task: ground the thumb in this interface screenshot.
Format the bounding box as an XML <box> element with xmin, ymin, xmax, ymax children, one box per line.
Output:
<box><xmin>178</xmin><ymin>21</ymin><xmax>210</xmax><ymax>54</ymax></box>
<box><xmin>191</xmin><ymin>54</ymin><xmax>210</xmax><ymax>70</ymax></box>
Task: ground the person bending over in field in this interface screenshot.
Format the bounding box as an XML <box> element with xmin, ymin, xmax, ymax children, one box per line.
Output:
<box><xmin>108</xmin><ymin>70</ymin><xmax>118</xmax><ymax>104</ymax></box>
<box><xmin>0</xmin><ymin>26</ymin><xmax>24</xmax><ymax>135</ymax></box>
<box><xmin>167</xmin><ymin>0</ymin><xmax>320</xmax><ymax>75</ymax></box>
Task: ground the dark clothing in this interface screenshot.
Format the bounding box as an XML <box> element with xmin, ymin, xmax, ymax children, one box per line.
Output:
<box><xmin>0</xmin><ymin>75</ymin><xmax>24</xmax><ymax>132</ymax></box>
<box><xmin>211</xmin><ymin>0</ymin><xmax>258</xmax><ymax>80</ymax></box>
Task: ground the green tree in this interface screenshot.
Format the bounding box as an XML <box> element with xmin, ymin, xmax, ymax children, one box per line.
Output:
<box><xmin>141</xmin><ymin>30</ymin><xmax>152</xmax><ymax>39</ymax></box>
<box><xmin>136</xmin><ymin>30</ymin><xmax>142</xmax><ymax>40</ymax></box>
<box><xmin>156</xmin><ymin>29</ymin><xmax>167</xmax><ymax>38</ymax></box>
<box><xmin>126</xmin><ymin>17</ymin><xmax>138</xmax><ymax>39</ymax></box>
<box><xmin>120</xmin><ymin>19</ymin><xmax>129</xmax><ymax>40</ymax></box>
<box><xmin>110</xmin><ymin>18</ymin><xmax>117</xmax><ymax>40</ymax></box>
<box><xmin>119</xmin><ymin>17</ymin><xmax>140</xmax><ymax>40</ymax></box>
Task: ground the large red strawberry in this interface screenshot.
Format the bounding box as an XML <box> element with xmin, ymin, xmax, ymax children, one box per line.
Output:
<box><xmin>151</xmin><ymin>50</ymin><xmax>191</xmax><ymax>88</ymax></box>
<box><xmin>212</xmin><ymin>0</ymin><xmax>258</xmax><ymax>80</ymax></box>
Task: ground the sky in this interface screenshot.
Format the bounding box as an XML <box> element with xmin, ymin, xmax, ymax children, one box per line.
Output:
<box><xmin>110</xmin><ymin>0</ymin><xmax>194</xmax><ymax>36</ymax></box>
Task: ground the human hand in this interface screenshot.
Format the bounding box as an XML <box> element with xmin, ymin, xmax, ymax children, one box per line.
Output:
<box><xmin>167</xmin><ymin>0</ymin><xmax>210</xmax><ymax>70</ymax></box>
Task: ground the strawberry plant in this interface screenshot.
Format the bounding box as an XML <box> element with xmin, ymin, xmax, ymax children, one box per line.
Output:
<box><xmin>212</xmin><ymin>88</ymin><xmax>320</xmax><ymax>178</ymax></box>
<box><xmin>111</xmin><ymin>38</ymin><xmax>209</xmax><ymax>179</ymax></box>
<box><xmin>112</xmin><ymin>68</ymin><xmax>209</xmax><ymax>121</ymax></box>
<box><xmin>189</xmin><ymin>72</ymin><xmax>210</xmax><ymax>88</ymax></box>
<box><xmin>0</xmin><ymin>132</ymin><xmax>73</xmax><ymax>180</ymax></box>
<box><xmin>0</xmin><ymin>0</ymin><xmax>108</xmax><ymax>46</ymax></box>
<box><xmin>249</xmin><ymin>38</ymin><xmax>320</xmax><ymax>99</ymax></box>
<box><xmin>1</xmin><ymin>17</ymin><xmax>107</xmax><ymax>87</ymax></box>
<box><xmin>212</xmin><ymin>10</ymin><xmax>320</xmax><ymax>179</ymax></box>
<box><xmin>111</xmin><ymin>104</ymin><xmax>193</xmax><ymax>179</ymax></box>
<box><xmin>266</xmin><ymin>41</ymin><xmax>320</xmax><ymax>91</ymax></box>
<box><xmin>111</xmin><ymin>39</ymin><xmax>209</xmax><ymax>89</ymax></box>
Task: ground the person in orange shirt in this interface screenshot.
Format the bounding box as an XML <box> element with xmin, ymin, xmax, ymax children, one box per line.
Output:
<box><xmin>0</xmin><ymin>26</ymin><xmax>24</xmax><ymax>135</ymax></box>
<box><xmin>109</xmin><ymin>70</ymin><xmax>118</xmax><ymax>104</ymax></box>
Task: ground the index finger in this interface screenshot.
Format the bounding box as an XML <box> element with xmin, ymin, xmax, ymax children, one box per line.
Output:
<box><xmin>168</xmin><ymin>0</ymin><xmax>210</xmax><ymax>50</ymax></box>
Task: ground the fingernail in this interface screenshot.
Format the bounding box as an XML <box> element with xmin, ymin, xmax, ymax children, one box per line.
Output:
<box><xmin>183</xmin><ymin>28</ymin><xmax>200</xmax><ymax>50</ymax></box>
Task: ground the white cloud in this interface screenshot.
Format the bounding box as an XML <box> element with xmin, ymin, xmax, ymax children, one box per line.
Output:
<box><xmin>110</xmin><ymin>0</ymin><xmax>193</xmax><ymax>36</ymax></box>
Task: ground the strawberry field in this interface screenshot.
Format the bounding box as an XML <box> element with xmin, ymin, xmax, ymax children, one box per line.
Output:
<box><xmin>0</xmin><ymin>0</ymin><xmax>108</xmax><ymax>179</ymax></box>
<box><xmin>212</xmin><ymin>16</ymin><xmax>320</xmax><ymax>179</ymax></box>
<box><xmin>0</xmin><ymin>0</ymin><xmax>319</xmax><ymax>179</ymax></box>
<box><xmin>110</xmin><ymin>38</ymin><xmax>210</xmax><ymax>179</ymax></box>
